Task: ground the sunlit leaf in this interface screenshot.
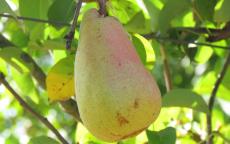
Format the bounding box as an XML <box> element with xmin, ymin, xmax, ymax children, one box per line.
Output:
<box><xmin>195</xmin><ymin>46</ymin><xmax>213</xmax><ymax>64</ymax></box>
<box><xmin>133</xmin><ymin>34</ymin><xmax>155</xmax><ymax>70</ymax></box>
<box><xmin>163</xmin><ymin>89</ymin><xmax>209</xmax><ymax>113</ymax></box>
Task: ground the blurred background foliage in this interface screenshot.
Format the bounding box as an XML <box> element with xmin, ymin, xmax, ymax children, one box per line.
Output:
<box><xmin>0</xmin><ymin>0</ymin><xmax>230</xmax><ymax>143</ymax></box>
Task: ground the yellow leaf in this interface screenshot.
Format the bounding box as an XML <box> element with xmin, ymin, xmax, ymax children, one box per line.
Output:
<box><xmin>46</xmin><ymin>55</ymin><xmax>75</xmax><ymax>102</ymax></box>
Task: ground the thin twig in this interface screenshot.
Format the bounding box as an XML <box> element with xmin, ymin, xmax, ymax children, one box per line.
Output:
<box><xmin>0</xmin><ymin>73</ymin><xmax>69</xmax><ymax>144</ymax></box>
<box><xmin>65</xmin><ymin>0</ymin><xmax>82</xmax><ymax>50</ymax></box>
<box><xmin>206</xmin><ymin>52</ymin><xmax>230</xmax><ymax>144</ymax></box>
<box><xmin>0</xmin><ymin>13</ymin><xmax>71</xmax><ymax>26</ymax></box>
<box><xmin>143</xmin><ymin>33</ymin><xmax>230</xmax><ymax>50</ymax></box>
<box><xmin>160</xmin><ymin>44</ymin><xmax>173</xmax><ymax>91</ymax></box>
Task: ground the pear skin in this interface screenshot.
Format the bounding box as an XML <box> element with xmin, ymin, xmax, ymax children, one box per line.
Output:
<box><xmin>75</xmin><ymin>8</ymin><xmax>161</xmax><ymax>142</ymax></box>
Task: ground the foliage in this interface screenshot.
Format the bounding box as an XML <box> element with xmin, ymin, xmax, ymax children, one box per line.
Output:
<box><xmin>0</xmin><ymin>0</ymin><xmax>230</xmax><ymax>144</ymax></box>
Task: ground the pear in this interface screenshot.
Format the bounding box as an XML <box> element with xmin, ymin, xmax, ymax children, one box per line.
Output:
<box><xmin>75</xmin><ymin>8</ymin><xmax>161</xmax><ymax>142</ymax></box>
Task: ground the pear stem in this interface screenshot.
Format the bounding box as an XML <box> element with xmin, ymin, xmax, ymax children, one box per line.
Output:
<box><xmin>98</xmin><ymin>0</ymin><xmax>107</xmax><ymax>16</ymax></box>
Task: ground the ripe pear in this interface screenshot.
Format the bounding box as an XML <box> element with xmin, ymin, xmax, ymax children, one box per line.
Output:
<box><xmin>75</xmin><ymin>8</ymin><xmax>161</xmax><ymax>142</ymax></box>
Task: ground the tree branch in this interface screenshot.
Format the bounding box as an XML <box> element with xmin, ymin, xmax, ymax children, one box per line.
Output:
<box><xmin>160</xmin><ymin>44</ymin><xmax>173</xmax><ymax>91</ymax></box>
<box><xmin>65</xmin><ymin>0</ymin><xmax>83</xmax><ymax>50</ymax></box>
<box><xmin>206</xmin><ymin>22</ymin><xmax>230</xmax><ymax>42</ymax></box>
<box><xmin>0</xmin><ymin>13</ymin><xmax>71</xmax><ymax>26</ymax></box>
<box><xmin>0</xmin><ymin>72</ymin><xmax>69</xmax><ymax>144</ymax></box>
<box><xmin>206</xmin><ymin>52</ymin><xmax>230</xmax><ymax>144</ymax></box>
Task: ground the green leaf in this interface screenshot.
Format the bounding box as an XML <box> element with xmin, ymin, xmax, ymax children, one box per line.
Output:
<box><xmin>132</xmin><ymin>35</ymin><xmax>147</xmax><ymax>65</ymax></box>
<box><xmin>28</xmin><ymin>136</ymin><xmax>60</xmax><ymax>144</ymax></box>
<box><xmin>19</xmin><ymin>0</ymin><xmax>52</xmax><ymax>29</ymax></box>
<box><xmin>214</xmin><ymin>0</ymin><xmax>230</xmax><ymax>22</ymax></box>
<box><xmin>125</xmin><ymin>11</ymin><xmax>151</xmax><ymax>34</ymax></box>
<box><xmin>193</xmin><ymin>0</ymin><xmax>218</xmax><ymax>21</ymax></box>
<box><xmin>162</xmin><ymin>89</ymin><xmax>209</xmax><ymax>113</ymax></box>
<box><xmin>48</xmin><ymin>0</ymin><xmax>76</xmax><ymax>28</ymax></box>
<box><xmin>146</xmin><ymin>127</ymin><xmax>176</xmax><ymax>144</ymax></box>
<box><xmin>0</xmin><ymin>0</ymin><xmax>15</xmax><ymax>16</ymax></box>
<box><xmin>143</xmin><ymin>0</ymin><xmax>160</xmax><ymax>31</ymax></box>
<box><xmin>158</xmin><ymin>0</ymin><xmax>190</xmax><ymax>33</ymax></box>
<box><xmin>146</xmin><ymin>130</ymin><xmax>160</xmax><ymax>144</ymax></box>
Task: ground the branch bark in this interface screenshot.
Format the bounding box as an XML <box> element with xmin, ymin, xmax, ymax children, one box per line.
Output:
<box><xmin>206</xmin><ymin>52</ymin><xmax>230</xmax><ymax>144</ymax></box>
<box><xmin>0</xmin><ymin>73</ymin><xmax>69</xmax><ymax>144</ymax></box>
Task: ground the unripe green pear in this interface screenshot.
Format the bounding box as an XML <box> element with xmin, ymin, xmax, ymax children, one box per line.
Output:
<box><xmin>75</xmin><ymin>8</ymin><xmax>161</xmax><ymax>142</ymax></box>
